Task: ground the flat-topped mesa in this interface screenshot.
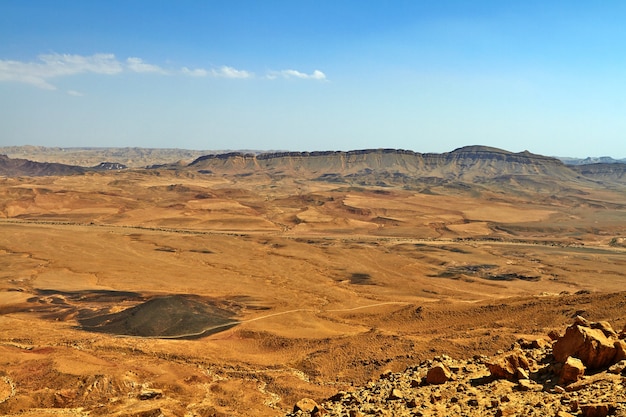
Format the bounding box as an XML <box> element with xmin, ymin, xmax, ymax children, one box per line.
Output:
<box><xmin>187</xmin><ymin>146</ymin><xmax>576</xmax><ymax>181</ymax></box>
<box><xmin>189</xmin><ymin>148</ymin><xmax>427</xmax><ymax>175</ymax></box>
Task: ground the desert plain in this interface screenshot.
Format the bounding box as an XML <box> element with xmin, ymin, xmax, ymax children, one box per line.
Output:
<box><xmin>0</xmin><ymin>148</ymin><xmax>625</xmax><ymax>416</ymax></box>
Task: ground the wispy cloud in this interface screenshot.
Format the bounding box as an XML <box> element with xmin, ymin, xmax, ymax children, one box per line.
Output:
<box><xmin>0</xmin><ymin>53</ymin><xmax>327</xmax><ymax>90</ymax></box>
<box><xmin>211</xmin><ymin>66</ymin><xmax>253</xmax><ymax>79</ymax></box>
<box><xmin>268</xmin><ymin>69</ymin><xmax>327</xmax><ymax>81</ymax></box>
<box><xmin>66</xmin><ymin>90</ymin><xmax>84</xmax><ymax>97</ymax></box>
<box><xmin>126</xmin><ymin>57</ymin><xmax>167</xmax><ymax>74</ymax></box>
<box><xmin>181</xmin><ymin>67</ymin><xmax>209</xmax><ymax>77</ymax></box>
<box><xmin>0</xmin><ymin>53</ymin><xmax>123</xmax><ymax>90</ymax></box>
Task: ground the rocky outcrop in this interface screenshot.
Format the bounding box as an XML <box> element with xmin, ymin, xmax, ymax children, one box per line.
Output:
<box><xmin>287</xmin><ymin>318</ymin><xmax>626</xmax><ymax>417</ymax></box>
<box><xmin>553</xmin><ymin>316</ymin><xmax>625</xmax><ymax>370</ymax></box>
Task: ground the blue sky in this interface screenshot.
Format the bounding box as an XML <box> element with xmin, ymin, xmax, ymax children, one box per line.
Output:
<box><xmin>1</xmin><ymin>1</ymin><xmax>625</xmax><ymax>157</ymax></box>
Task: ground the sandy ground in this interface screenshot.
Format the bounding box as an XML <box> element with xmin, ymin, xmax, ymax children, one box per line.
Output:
<box><xmin>0</xmin><ymin>170</ymin><xmax>625</xmax><ymax>416</ymax></box>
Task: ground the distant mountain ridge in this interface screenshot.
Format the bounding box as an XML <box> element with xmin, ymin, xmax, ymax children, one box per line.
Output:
<box><xmin>559</xmin><ymin>156</ymin><xmax>626</xmax><ymax>165</ymax></box>
<box><xmin>1</xmin><ymin>146</ymin><xmax>625</xmax><ymax>186</ymax></box>
<box><xmin>0</xmin><ymin>154</ymin><xmax>85</xmax><ymax>176</ymax></box>
<box><xmin>0</xmin><ymin>146</ymin><xmax>224</xmax><ymax>168</ymax></box>
<box><xmin>187</xmin><ymin>146</ymin><xmax>626</xmax><ymax>188</ymax></box>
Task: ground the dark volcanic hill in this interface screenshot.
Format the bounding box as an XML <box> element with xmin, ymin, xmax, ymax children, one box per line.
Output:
<box><xmin>0</xmin><ymin>154</ymin><xmax>85</xmax><ymax>177</ymax></box>
<box><xmin>78</xmin><ymin>295</ymin><xmax>238</xmax><ymax>339</ymax></box>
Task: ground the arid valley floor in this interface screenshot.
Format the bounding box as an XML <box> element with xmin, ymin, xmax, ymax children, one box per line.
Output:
<box><xmin>0</xmin><ymin>147</ymin><xmax>625</xmax><ymax>416</ymax></box>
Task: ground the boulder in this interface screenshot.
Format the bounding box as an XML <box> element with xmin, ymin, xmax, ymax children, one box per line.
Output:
<box><xmin>388</xmin><ymin>388</ymin><xmax>404</xmax><ymax>400</ymax></box>
<box><xmin>580</xmin><ymin>403</ymin><xmax>617</xmax><ymax>417</ymax></box>
<box><xmin>516</xmin><ymin>379</ymin><xmax>541</xmax><ymax>391</ymax></box>
<box><xmin>293</xmin><ymin>398</ymin><xmax>324</xmax><ymax>415</ymax></box>
<box><xmin>553</xmin><ymin>324</ymin><xmax>617</xmax><ymax>370</ymax></box>
<box><xmin>487</xmin><ymin>350</ymin><xmax>530</xmax><ymax>381</ymax></box>
<box><xmin>559</xmin><ymin>356</ymin><xmax>585</xmax><ymax>385</ymax></box>
<box><xmin>425</xmin><ymin>362</ymin><xmax>452</xmax><ymax>385</ymax></box>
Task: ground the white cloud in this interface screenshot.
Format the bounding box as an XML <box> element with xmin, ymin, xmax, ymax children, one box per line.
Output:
<box><xmin>126</xmin><ymin>57</ymin><xmax>167</xmax><ymax>74</ymax></box>
<box><xmin>268</xmin><ymin>69</ymin><xmax>327</xmax><ymax>81</ymax></box>
<box><xmin>211</xmin><ymin>66</ymin><xmax>253</xmax><ymax>79</ymax></box>
<box><xmin>40</xmin><ymin>53</ymin><xmax>123</xmax><ymax>76</ymax></box>
<box><xmin>310</xmin><ymin>70</ymin><xmax>327</xmax><ymax>80</ymax></box>
<box><xmin>0</xmin><ymin>53</ymin><xmax>123</xmax><ymax>90</ymax></box>
<box><xmin>181</xmin><ymin>67</ymin><xmax>209</xmax><ymax>77</ymax></box>
<box><xmin>0</xmin><ymin>53</ymin><xmax>326</xmax><ymax>90</ymax></box>
<box><xmin>67</xmin><ymin>90</ymin><xmax>84</xmax><ymax>97</ymax></box>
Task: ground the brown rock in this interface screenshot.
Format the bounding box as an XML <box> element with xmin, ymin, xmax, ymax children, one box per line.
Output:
<box><xmin>608</xmin><ymin>359</ymin><xmax>626</xmax><ymax>374</ymax></box>
<box><xmin>580</xmin><ymin>403</ymin><xmax>616</xmax><ymax>417</ymax></box>
<box><xmin>531</xmin><ymin>338</ymin><xmax>550</xmax><ymax>349</ymax></box>
<box><xmin>388</xmin><ymin>388</ymin><xmax>404</xmax><ymax>400</ymax></box>
<box><xmin>548</xmin><ymin>330</ymin><xmax>561</xmax><ymax>341</ymax></box>
<box><xmin>553</xmin><ymin>324</ymin><xmax>617</xmax><ymax>369</ymax></box>
<box><xmin>590</xmin><ymin>321</ymin><xmax>617</xmax><ymax>338</ymax></box>
<box><xmin>516</xmin><ymin>379</ymin><xmax>540</xmax><ymax>391</ymax></box>
<box><xmin>294</xmin><ymin>398</ymin><xmax>323</xmax><ymax>414</ymax></box>
<box><xmin>614</xmin><ymin>339</ymin><xmax>626</xmax><ymax>361</ymax></box>
<box><xmin>138</xmin><ymin>389</ymin><xmax>163</xmax><ymax>400</ymax></box>
<box><xmin>515</xmin><ymin>367</ymin><xmax>529</xmax><ymax>380</ymax></box>
<box><xmin>574</xmin><ymin>315</ymin><xmax>590</xmax><ymax>326</ymax></box>
<box><xmin>495</xmin><ymin>407</ymin><xmax>516</xmax><ymax>417</ymax></box>
<box><xmin>487</xmin><ymin>350</ymin><xmax>530</xmax><ymax>381</ymax></box>
<box><xmin>426</xmin><ymin>362</ymin><xmax>452</xmax><ymax>385</ymax></box>
<box><xmin>559</xmin><ymin>356</ymin><xmax>585</xmax><ymax>385</ymax></box>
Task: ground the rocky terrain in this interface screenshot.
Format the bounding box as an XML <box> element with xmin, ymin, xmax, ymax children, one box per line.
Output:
<box><xmin>288</xmin><ymin>317</ymin><xmax>626</xmax><ymax>417</ymax></box>
<box><xmin>0</xmin><ymin>146</ymin><xmax>624</xmax><ymax>416</ymax></box>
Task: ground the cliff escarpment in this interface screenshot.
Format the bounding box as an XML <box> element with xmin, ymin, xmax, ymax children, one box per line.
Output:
<box><xmin>188</xmin><ymin>146</ymin><xmax>580</xmax><ymax>184</ymax></box>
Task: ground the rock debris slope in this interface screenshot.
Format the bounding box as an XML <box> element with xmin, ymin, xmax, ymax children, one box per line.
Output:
<box><xmin>288</xmin><ymin>317</ymin><xmax>626</xmax><ymax>417</ymax></box>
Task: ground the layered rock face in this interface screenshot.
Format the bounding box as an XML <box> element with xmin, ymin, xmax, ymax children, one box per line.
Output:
<box><xmin>188</xmin><ymin>146</ymin><xmax>576</xmax><ymax>181</ymax></box>
<box><xmin>288</xmin><ymin>318</ymin><xmax>626</xmax><ymax>417</ymax></box>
